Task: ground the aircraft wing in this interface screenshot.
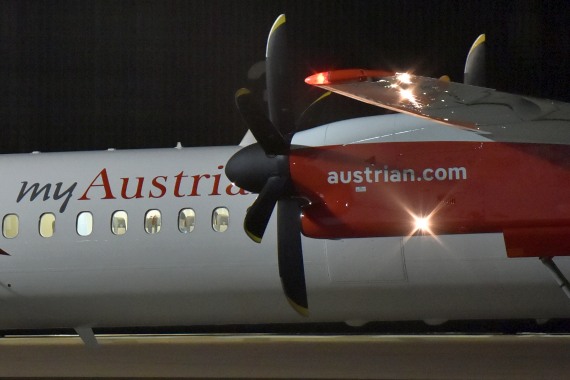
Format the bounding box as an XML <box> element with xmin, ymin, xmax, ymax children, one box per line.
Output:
<box><xmin>305</xmin><ymin>69</ymin><xmax>570</xmax><ymax>144</ymax></box>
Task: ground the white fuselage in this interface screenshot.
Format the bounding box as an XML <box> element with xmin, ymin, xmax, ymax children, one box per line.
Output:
<box><xmin>0</xmin><ymin>114</ymin><xmax>569</xmax><ymax>330</ymax></box>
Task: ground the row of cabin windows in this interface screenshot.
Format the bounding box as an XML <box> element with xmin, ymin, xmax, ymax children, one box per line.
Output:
<box><xmin>1</xmin><ymin>207</ymin><xmax>230</xmax><ymax>239</ymax></box>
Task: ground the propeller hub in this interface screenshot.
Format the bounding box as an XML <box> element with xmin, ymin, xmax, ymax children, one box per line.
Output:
<box><xmin>225</xmin><ymin>144</ymin><xmax>289</xmax><ymax>194</ymax></box>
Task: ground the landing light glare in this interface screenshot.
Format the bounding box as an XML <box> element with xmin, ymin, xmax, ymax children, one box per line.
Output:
<box><xmin>414</xmin><ymin>216</ymin><xmax>430</xmax><ymax>233</ymax></box>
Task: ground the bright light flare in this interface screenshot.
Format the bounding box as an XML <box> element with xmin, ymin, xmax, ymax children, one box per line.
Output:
<box><xmin>414</xmin><ymin>216</ymin><xmax>430</xmax><ymax>232</ymax></box>
<box><xmin>408</xmin><ymin>212</ymin><xmax>436</xmax><ymax>237</ymax></box>
<box><xmin>398</xmin><ymin>88</ymin><xmax>422</xmax><ymax>108</ymax></box>
<box><xmin>400</xmin><ymin>203</ymin><xmax>446</xmax><ymax>247</ymax></box>
<box><xmin>400</xmin><ymin>88</ymin><xmax>415</xmax><ymax>102</ymax></box>
<box><xmin>396</xmin><ymin>72</ymin><xmax>412</xmax><ymax>84</ymax></box>
<box><xmin>305</xmin><ymin>72</ymin><xmax>329</xmax><ymax>85</ymax></box>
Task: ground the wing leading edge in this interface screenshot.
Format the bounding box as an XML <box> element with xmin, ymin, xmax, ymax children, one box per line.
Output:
<box><xmin>305</xmin><ymin>69</ymin><xmax>570</xmax><ymax>144</ymax></box>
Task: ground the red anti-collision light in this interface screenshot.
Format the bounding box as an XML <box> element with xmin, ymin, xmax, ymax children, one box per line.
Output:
<box><xmin>305</xmin><ymin>69</ymin><xmax>394</xmax><ymax>85</ymax></box>
<box><xmin>305</xmin><ymin>72</ymin><xmax>329</xmax><ymax>85</ymax></box>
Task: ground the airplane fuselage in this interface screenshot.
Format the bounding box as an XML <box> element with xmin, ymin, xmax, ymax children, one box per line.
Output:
<box><xmin>0</xmin><ymin>114</ymin><xmax>569</xmax><ymax>330</ymax></box>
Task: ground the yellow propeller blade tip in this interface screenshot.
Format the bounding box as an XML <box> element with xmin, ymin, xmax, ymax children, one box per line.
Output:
<box><xmin>270</xmin><ymin>14</ymin><xmax>286</xmax><ymax>36</ymax></box>
<box><xmin>235</xmin><ymin>88</ymin><xmax>251</xmax><ymax>98</ymax></box>
<box><xmin>469</xmin><ymin>34</ymin><xmax>486</xmax><ymax>55</ymax></box>
<box><xmin>245</xmin><ymin>228</ymin><xmax>262</xmax><ymax>244</ymax></box>
<box><xmin>287</xmin><ymin>297</ymin><xmax>309</xmax><ymax>317</ymax></box>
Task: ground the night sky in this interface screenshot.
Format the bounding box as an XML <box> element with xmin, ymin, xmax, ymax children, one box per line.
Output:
<box><xmin>1</xmin><ymin>1</ymin><xmax>569</xmax><ymax>153</ymax></box>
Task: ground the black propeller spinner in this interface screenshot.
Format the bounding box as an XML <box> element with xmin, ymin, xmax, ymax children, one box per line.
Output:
<box><xmin>225</xmin><ymin>14</ymin><xmax>308</xmax><ymax>316</ymax></box>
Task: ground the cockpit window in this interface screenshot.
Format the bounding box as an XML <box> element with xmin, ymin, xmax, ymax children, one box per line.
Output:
<box><xmin>144</xmin><ymin>209</ymin><xmax>162</xmax><ymax>234</ymax></box>
<box><xmin>39</xmin><ymin>213</ymin><xmax>56</xmax><ymax>238</ymax></box>
<box><xmin>178</xmin><ymin>208</ymin><xmax>196</xmax><ymax>233</ymax></box>
<box><xmin>111</xmin><ymin>211</ymin><xmax>128</xmax><ymax>235</ymax></box>
<box><xmin>212</xmin><ymin>207</ymin><xmax>229</xmax><ymax>232</ymax></box>
<box><xmin>3</xmin><ymin>214</ymin><xmax>19</xmax><ymax>239</ymax></box>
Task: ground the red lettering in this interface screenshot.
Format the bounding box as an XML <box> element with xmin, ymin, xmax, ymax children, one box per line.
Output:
<box><xmin>209</xmin><ymin>165</ymin><xmax>223</xmax><ymax>196</ymax></box>
<box><xmin>174</xmin><ymin>171</ymin><xmax>188</xmax><ymax>198</ymax></box>
<box><xmin>121</xmin><ymin>177</ymin><xmax>145</xmax><ymax>199</ymax></box>
<box><xmin>189</xmin><ymin>174</ymin><xmax>211</xmax><ymax>196</ymax></box>
<box><xmin>79</xmin><ymin>167</ymin><xmax>243</xmax><ymax>201</ymax></box>
<box><xmin>79</xmin><ymin>168</ymin><xmax>116</xmax><ymax>200</ymax></box>
<box><xmin>149</xmin><ymin>176</ymin><xmax>168</xmax><ymax>198</ymax></box>
<box><xmin>226</xmin><ymin>183</ymin><xmax>249</xmax><ymax>196</ymax></box>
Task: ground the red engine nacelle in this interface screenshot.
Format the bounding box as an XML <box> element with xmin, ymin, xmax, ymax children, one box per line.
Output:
<box><xmin>290</xmin><ymin>141</ymin><xmax>570</xmax><ymax>258</ymax></box>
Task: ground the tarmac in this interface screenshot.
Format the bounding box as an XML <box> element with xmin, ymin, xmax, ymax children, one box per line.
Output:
<box><xmin>1</xmin><ymin>333</ymin><xmax>569</xmax><ymax>378</ymax></box>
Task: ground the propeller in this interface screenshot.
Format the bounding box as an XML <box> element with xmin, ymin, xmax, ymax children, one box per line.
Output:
<box><xmin>225</xmin><ymin>14</ymin><xmax>309</xmax><ymax>316</ymax></box>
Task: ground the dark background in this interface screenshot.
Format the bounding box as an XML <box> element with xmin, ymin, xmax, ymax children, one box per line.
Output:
<box><xmin>1</xmin><ymin>0</ymin><xmax>569</xmax><ymax>153</ymax></box>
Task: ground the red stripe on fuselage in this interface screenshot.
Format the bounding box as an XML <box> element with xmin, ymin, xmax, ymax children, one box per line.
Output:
<box><xmin>291</xmin><ymin>141</ymin><xmax>570</xmax><ymax>256</ymax></box>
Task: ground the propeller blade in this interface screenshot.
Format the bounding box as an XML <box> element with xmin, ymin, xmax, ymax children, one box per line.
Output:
<box><xmin>277</xmin><ymin>198</ymin><xmax>308</xmax><ymax>316</ymax></box>
<box><xmin>266</xmin><ymin>14</ymin><xmax>294</xmax><ymax>136</ymax></box>
<box><xmin>244</xmin><ymin>176</ymin><xmax>288</xmax><ymax>243</ymax></box>
<box><xmin>464</xmin><ymin>34</ymin><xmax>486</xmax><ymax>87</ymax></box>
<box><xmin>230</xmin><ymin>15</ymin><xmax>306</xmax><ymax>317</ymax></box>
<box><xmin>235</xmin><ymin>89</ymin><xmax>288</xmax><ymax>155</ymax></box>
<box><xmin>295</xmin><ymin>91</ymin><xmax>332</xmax><ymax>132</ymax></box>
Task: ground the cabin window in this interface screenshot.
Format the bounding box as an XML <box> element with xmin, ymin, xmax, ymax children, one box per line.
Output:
<box><xmin>111</xmin><ymin>211</ymin><xmax>128</xmax><ymax>235</ymax></box>
<box><xmin>39</xmin><ymin>213</ymin><xmax>56</xmax><ymax>238</ymax></box>
<box><xmin>77</xmin><ymin>212</ymin><xmax>93</xmax><ymax>237</ymax></box>
<box><xmin>3</xmin><ymin>214</ymin><xmax>19</xmax><ymax>239</ymax></box>
<box><xmin>144</xmin><ymin>209</ymin><xmax>162</xmax><ymax>234</ymax></box>
<box><xmin>212</xmin><ymin>207</ymin><xmax>229</xmax><ymax>232</ymax></box>
<box><xmin>178</xmin><ymin>208</ymin><xmax>196</xmax><ymax>233</ymax></box>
